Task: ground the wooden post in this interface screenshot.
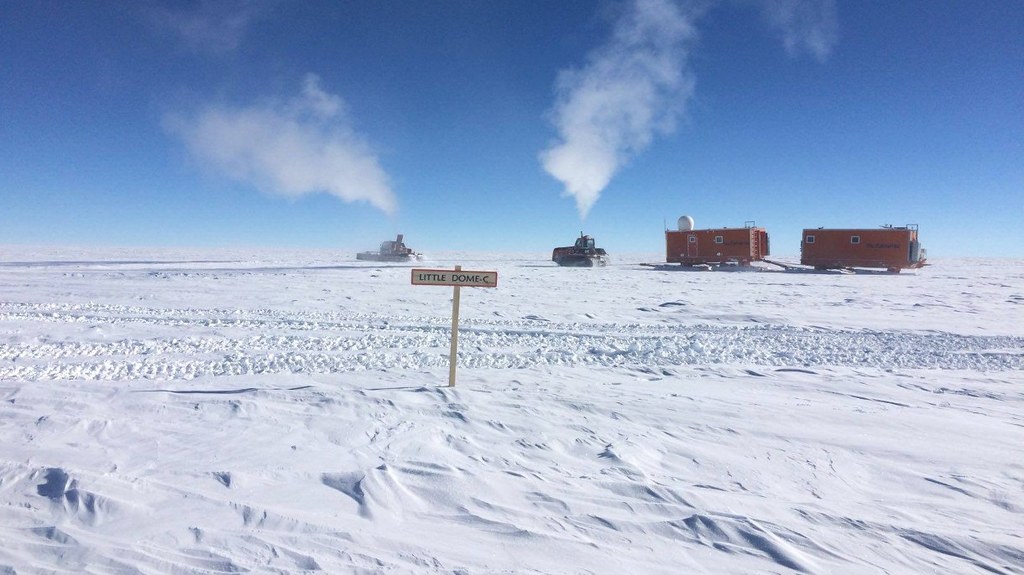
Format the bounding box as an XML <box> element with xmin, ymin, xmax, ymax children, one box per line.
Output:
<box><xmin>448</xmin><ymin>265</ymin><xmax>461</xmax><ymax>387</ymax></box>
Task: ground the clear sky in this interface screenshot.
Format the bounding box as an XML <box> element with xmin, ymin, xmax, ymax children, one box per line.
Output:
<box><xmin>2</xmin><ymin>1</ymin><xmax>1021</xmax><ymax>257</ymax></box>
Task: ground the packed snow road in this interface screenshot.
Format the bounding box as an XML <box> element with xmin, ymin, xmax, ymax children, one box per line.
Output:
<box><xmin>1</xmin><ymin>300</ymin><xmax>1021</xmax><ymax>381</ymax></box>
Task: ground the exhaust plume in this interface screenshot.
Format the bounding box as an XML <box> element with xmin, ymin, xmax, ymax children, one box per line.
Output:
<box><xmin>166</xmin><ymin>74</ymin><xmax>397</xmax><ymax>214</ymax></box>
<box><xmin>540</xmin><ymin>0</ymin><xmax>837</xmax><ymax>218</ymax></box>
<box><xmin>540</xmin><ymin>0</ymin><xmax>701</xmax><ymax>219</ymax></box>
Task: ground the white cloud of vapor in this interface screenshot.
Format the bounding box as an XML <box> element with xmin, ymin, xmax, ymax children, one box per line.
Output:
<box><xmin>544</xmin><ymin>0</ymin><xmax>704</xmax><ymax>217</ymax></box>
<box><xmin>166</xmin><ymin>74</ymin><xmax>397</xmax><ymax>214</ymax></box>
<box><xmin>540</xmin><ymin>0</ymin><xmax>702</xmax><ymax>219</ymax></box>
<box><xmin>759</xmin><ymin>0</ymin><xmax>838</xmax><ymax>62</ymax></box>
<box><xmin>541</xmin><ymin>0</ymin><xmax>837</xmax><ymax>218</ymax></box>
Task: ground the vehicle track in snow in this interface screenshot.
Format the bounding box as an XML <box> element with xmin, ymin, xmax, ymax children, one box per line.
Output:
<box><xmin>1</xmin><ymin>302</ymin><xmax>1021</xmax><ymax>381</ymax></box>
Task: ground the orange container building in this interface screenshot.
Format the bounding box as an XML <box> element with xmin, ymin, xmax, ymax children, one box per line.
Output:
<box><xmin>800</xmin><ymin>225</ymin><xmax>927</xmax><ymax>272</ymax></box>
<box><xmin>665</xmin><ymin>217</ymin><xmax>770</xmax><ymax>266</ymax></box>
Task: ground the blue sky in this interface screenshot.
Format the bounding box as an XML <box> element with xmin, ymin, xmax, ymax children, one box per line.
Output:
<box><xmin>1</xmin><ymin>1</ymin><xmax>1021</xmax><ymax>257</ymax></box>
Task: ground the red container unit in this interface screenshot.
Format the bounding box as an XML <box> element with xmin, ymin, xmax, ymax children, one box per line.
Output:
<box><xmin>665</xmin><ymin>217</ymin><xmax>770</xmax><ymax>266</ymax></box>
<box><xmin>800</xmin><ymin>225</ymin><xmax>927</xmax><ymax>272</ymax></box>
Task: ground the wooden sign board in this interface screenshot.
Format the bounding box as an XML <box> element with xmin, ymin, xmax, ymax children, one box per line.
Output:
<box><xmin>411</xmin><ymin>268</ymin><xmax>498</xmax><ymax>288</ymax></box>
<box><xmin>411</xmin><ymin>266</ymin><xmax>498</xmax><ymax>387</ymax></box>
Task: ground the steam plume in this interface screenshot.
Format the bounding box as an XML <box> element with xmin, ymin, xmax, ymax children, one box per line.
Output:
<box><xmin>540</xmin><ymin>0</ymin><xmax>701</xmax><ymax>219</ymax></box>
<box><xmin>540</xmin><ymin>0</ymin><xmax>837</xmax><ymax>218</ymax></box>
<box><xmin>166</xmin><ymin>74</ymin><xmax>397</xmax><ymax>214</ymax></box>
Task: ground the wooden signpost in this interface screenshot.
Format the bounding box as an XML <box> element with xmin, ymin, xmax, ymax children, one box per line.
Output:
<box><xmin>411</xmin><ymin>266</ymin><xmax>498</xmax><ymax>386</ymax></box>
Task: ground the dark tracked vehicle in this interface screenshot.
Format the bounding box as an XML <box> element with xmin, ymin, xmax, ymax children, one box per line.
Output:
<box><xmin>552</xmin><ymin>233</ymin><xmax>608</xmax><ymax>267</ymax></box>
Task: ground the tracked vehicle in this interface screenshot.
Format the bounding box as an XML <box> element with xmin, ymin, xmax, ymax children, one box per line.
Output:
<box><xmin>356</xmin><ymin>234</ymin><xmax>421</xmax><ymax>262</ymax></box>
<box><xmin>552</xmin><ymin>233</ymin><xmax>608</xmax><ymax>267</ymax></box>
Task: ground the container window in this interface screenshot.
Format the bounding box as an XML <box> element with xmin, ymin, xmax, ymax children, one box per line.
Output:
<box><xmin>688</xmin><ymin>235</ymin><xmax>697</xmax><ymax>243</ymax></box>
<box><xmin>805</xmin><ymin>235</ymin><xmax>815</xmax><ymax>244</ymax></box>
<box><xmin>714</xmin><ymin>236</ymin><xmax>724</xmax><ymax>244</ymax></box>
<box><xmin>851</xmin><ymin>235</ymin><xmax>861</xmax><ymax>244</ymax></box>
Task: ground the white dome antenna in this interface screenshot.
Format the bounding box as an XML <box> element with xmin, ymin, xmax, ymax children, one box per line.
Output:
<box><xmin>677</xmin><ymin>215</ymin><xmax>694</xmax><ymax>231</ymax></box>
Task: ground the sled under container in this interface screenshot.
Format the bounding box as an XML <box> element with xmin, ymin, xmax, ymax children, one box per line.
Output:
<box><xmin>800</xmin><ymin>226</ymin><xmax>926</xmax><ymax>272</ymax></box>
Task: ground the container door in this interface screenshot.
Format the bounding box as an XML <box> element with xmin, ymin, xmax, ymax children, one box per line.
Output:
<box><xmin>687</xmin><ymin>234</ymin><xmax>698</xmax><ymax>257</ymax></box>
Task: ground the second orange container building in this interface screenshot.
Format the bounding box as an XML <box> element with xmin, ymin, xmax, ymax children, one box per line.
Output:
<box><xmin>800</xmin><ymin>225</ymin><xmax>927</xmax><ymax>272</ymax></box>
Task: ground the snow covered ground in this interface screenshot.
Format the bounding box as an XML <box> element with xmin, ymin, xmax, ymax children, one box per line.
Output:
<box><xmin>1</xmin><ymin>247</ymin><xmax>1021</xmax><ymax>574</ymax></box>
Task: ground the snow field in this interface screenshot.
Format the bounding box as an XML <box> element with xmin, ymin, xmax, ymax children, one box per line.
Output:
<box><xmin>0</xmin><ymin>249</ymin><xmax>1021</xmax><ymax>574</ymax></box>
